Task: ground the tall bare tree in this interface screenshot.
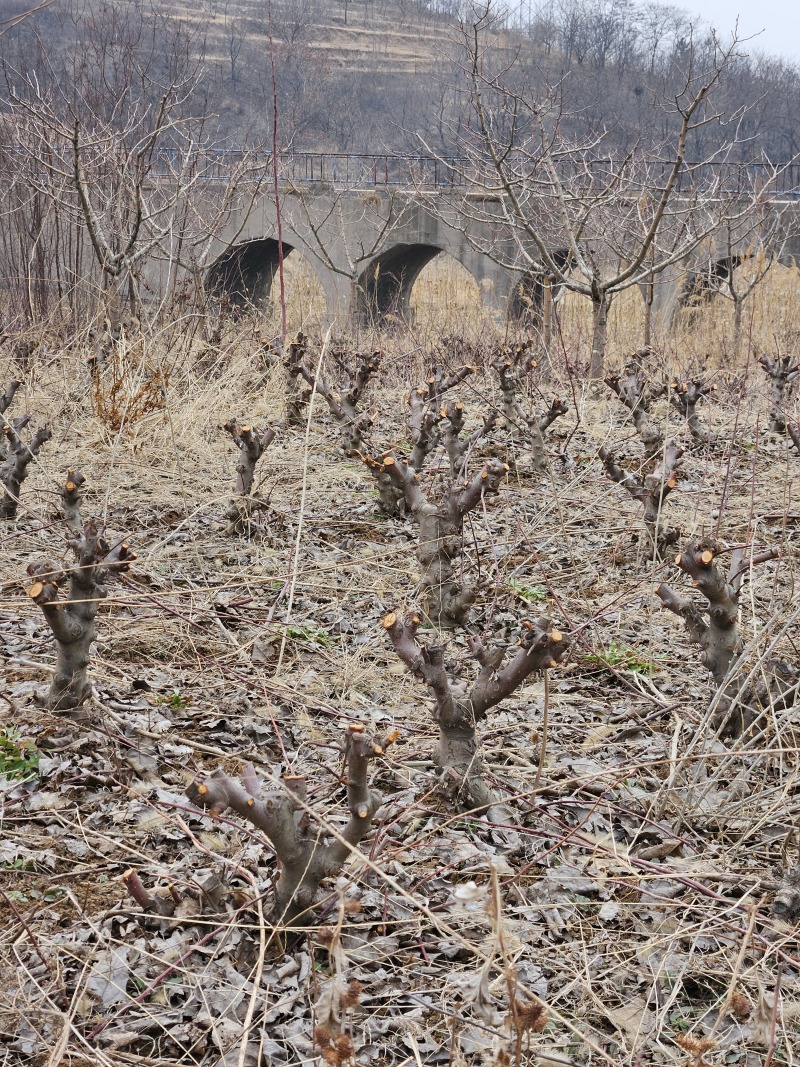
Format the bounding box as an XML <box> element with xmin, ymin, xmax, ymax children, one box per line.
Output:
<box><xmin>714</xmin><ymin>199</ymin><xmax>797</xmax><ymax>358</ymax></box>
<box><xmin>431</xmin><ymin>5</ymin><xmax>780</xmax><ymax>376</ymax></box>
<box><xmin>0</xmin><ymin>0</ymin><xmax>54</xmax><ymax>38</ymax></box>
<box><xmin>3</xmin><ymin>4</ymin><xmax>265</xmax><ymax>330</ymax></box>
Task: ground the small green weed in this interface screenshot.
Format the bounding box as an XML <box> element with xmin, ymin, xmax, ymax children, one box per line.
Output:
<box><xmin>0</xmin><ymin>729</ymin><xmax>40</xmax><ymax>780</ymax></box>
<box><xmin>507</xmin><ymin>578</ymin><xmax>547</xmax><ymax>603</ymax></box>
<box><xmin>3</xmin><ymin>890</ymin><xmax>30</xmax><ymax>904</ymax></box>
<box><xmin>285</xmin><ymin>624</ymin><xmax>332</xmax><ymax>647</ymax></box>
<box><xmin>584</xmin><ymin>640</ymin><xmax>659</xmax><ymax>675</ymax></box>
<box><xmin>157</xmin><ymin>690</ymin><xmax>192</xmax><ymax>710</ymax></box>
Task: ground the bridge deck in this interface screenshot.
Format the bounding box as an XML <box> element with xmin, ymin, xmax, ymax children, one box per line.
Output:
<box><xmin>146</xmin><ymin>149</ymin><xmax>800</xmax><ymax>195</ymax></box>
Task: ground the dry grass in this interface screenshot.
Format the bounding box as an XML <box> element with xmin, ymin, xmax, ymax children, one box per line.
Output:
<box><xmin>1</xmin><ymin>283</ymin><xmax>800</xmax><ymax>1065</ymax></box>
<box><xmin>167</xmin><ymin>0</ymin><xmax>454</xmax><ymax>77</ymax></box>
<box><xmin>261</xmin><ymin>250</ymin><xmax>800</xmax><ymax>373</ymax></box>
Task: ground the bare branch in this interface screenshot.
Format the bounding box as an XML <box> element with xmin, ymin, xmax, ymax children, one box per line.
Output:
<box><xmin>186</xmin><ymin>724</ymin><xmax>395</xmax><ymax>926</ymax></box>
<box><xmin>382</xmin><ymin>611</ymin><xmax>568</xmax><ymax>812</ymax></box>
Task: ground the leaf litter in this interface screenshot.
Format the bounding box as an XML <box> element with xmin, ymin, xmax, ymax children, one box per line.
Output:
<box><xmin>0</xmin><ymin>351</ymin><xmax>799</xmax><ymax>1065</ymax></box>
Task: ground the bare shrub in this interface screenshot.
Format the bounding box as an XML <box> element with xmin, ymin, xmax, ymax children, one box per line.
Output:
<box><xmin>285</xmin><ymin>331</ymin><xmax>310</xmax><ymax>426</ymax></box>
<box><xmin>222</xmin><ymin>418</ymin><xmax>277</xmax><ymax>534</ymax></box>
<box><xmin>657</xmin><ymin>538</ymin><xmax>787</xmax><ymax>736</ymax></box>
<box><xmin>599</xmin><ymin>440</ymin><xmax>683</xmax><ymax>557</ymax></box>
<box><xmin>368</xmin><ymin>453</ymin><xmax>508</xmax><ymax>626</ymax></box>
<box><xmin>669</xmin><ymin>377</ymin><xmax>715</xmax><ymax>447</ymax></box>
<box><xmin>1</xmin><ymin>415</ymin><xmax>51</xmax><ymax>519</ymax></box>
<box><xmin>90</xmin><ymin>326</ymin><xmax>169</xmax><ymax>430</ymax></box>
<box><xmin>491</xmin><ymin>340</ymin><xmax>568</xmax><ymax>471</ymax></box>
<box><xmin>604</xmin><ymin>348</ymin><xmax>665</xmax><ymax>458</ymax></box>
<box><xmin>758</xmin><ymin>352</ymin><xmax>799</xmax><ymax>432</ymax></box>
<box><xmin>362</xmin><ymin>364</ymin><xmax>478</xmax><ymax>516</ymax></box>
<box><xmin>296</xmin><ymin>343</ymin><xmax>382</xmax><ymax>455</ymax></box>
<box><xmin>383</xmin><ymin>611</ymin><xmax>568</xmax><ymax>812</ymax></box>
<box><xmin>27</xmin><ymin>519</ymin><xmax>136</xmax><ymax>710</ymax></box>
<box><xmin>185</xmin><ymin>723</ymin><xmax>397</xmax><ymax>927</ymax></box>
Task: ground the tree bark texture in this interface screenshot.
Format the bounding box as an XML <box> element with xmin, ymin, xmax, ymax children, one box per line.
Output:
<box><xmin>589</xmin><ymin>290</ymin><xmax>610</xmax><ymax>380</ymax></box>
<box><xmin>27</xmin><ymin>521</ymin><xmax>135</xmax><ymax>709</ymax></box>
<box><xmin>383</xmin><ymin>612</ymin><xmax>569</xmax><ymax>812</ymax></box>
<box><xmin>186</xmin><ymin>723</ymin><xmax>394</xmax><ymax>927</ymax></box>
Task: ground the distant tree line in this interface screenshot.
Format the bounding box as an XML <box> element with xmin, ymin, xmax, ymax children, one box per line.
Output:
<box><xmin>0</xmin><ymin>0</ymin><xmax>797</xmax><ymax>159</ymax></box>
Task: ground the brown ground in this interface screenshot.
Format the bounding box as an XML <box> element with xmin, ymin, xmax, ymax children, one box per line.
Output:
<box><xmin>1</xmin><ymin>307</ymin><xmax>799</xmax><ymax>1066</ymax></box>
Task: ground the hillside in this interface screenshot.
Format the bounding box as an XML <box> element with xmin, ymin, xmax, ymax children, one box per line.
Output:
<box><xmin>2</xmin><ymin>0</ymin><xmax>799</xmax><ymax>158</ymax></box>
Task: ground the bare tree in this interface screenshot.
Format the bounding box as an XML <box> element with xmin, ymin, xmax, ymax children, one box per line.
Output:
<box><xmin>3</xmin><ymin>6</ymin><xmax>266</xmax><ymax>332</ymax></box>
<box><xmin>1</xmin><ymin>415</ymin><xmax>50</xmax><ymax>518</ymax></box>
<box><xmin>287</xmin><ymin>339</ymin><xmax>382</xmax><ymax>454</ymax></box>
<box><xmin>0</xmin><ymin>0</ymin><xmax>54</xmax><ymax>38</ymax></box>
<box><xmin>284</xmin><ymin>185</ymin><xmax>418</xmax><ymax>325</ymax></box>
<box><xmin>711</xmin><ymin>199</ymin><xmax>797</xmax><ymax>359</ymax></box>
<box><xmin>222</xmin><ymin>0</ymin><xmax>244</xmax><ymax>86</ymax></box>
<box><xmin>222</xmin><ymin>418</ymin><xmax>278</xmax><ymax>534</ymax></box>
<box><xmin>599</xmin><ymin>440</ymin><xmax>683</xmax><ymax>556</ymax></box>
<box><xmin>368</xmin><ymin>451</ymin><xmax>508</xmax><ymax>625</ymax></box>
<box><xmin>605</xmin><ymin>348</ymin><xmax>665</xmax><ymax>458</ymax></box>
<box><xmin>431</xmin><ymin>9</ymin><xmax>776</xmax><ymax>376</ymax></box>
<box><xmin>491</xmin><ymin>340</ymin><xmax>568</xmax><ymax>470</ymax></box>
<box><xmin>669</xmin><ymin>376</ymin><xmax>715</xmax><ymax>447</ymax></box>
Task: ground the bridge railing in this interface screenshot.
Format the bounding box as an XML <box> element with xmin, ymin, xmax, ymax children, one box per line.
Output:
<box><xmin>244</xmin><ymin>153</ymin><xmax>800</xmax><ymax>195</ymax></box>
<box><xmin>281</xmin><ymin>153</ymin><xmax>475</xmax><ymax>187</ymax></box>
<box><xmin>179</xmin><ymin>151</ymin><xmax>475</xmax><ymax>187</ymax></box>
<box><xmin>6</xmin><ymin>144</ymin><xmax>800</xmax><ymax>195</ymax></box>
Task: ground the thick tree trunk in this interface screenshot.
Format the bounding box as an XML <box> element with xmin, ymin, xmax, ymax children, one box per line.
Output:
<box><xmin>642</xmin><ymin>275</ymin><xmax>654</xmax><ymax>349</ymax></box>
<box><xmin>589</xmin><ymin>290</ymin><xmax>610</xmax><ymax>379</ymax></box>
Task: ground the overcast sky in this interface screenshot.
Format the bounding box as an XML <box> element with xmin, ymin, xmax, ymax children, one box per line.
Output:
<box><xmin>678</xmin><ymin>0</ymin><xmax>800</xmax><ymax>62</ymax></box>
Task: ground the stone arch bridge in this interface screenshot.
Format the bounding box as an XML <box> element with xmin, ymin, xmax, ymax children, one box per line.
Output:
<box><xmin>206</xmin><ymin>187</ymin><xmax>537</xmax><ymax>326</ymax></box>
<box><xmin>201</xmin><ymin>153</ymin><xmax>800</xmax><ymax>328</ymax></box>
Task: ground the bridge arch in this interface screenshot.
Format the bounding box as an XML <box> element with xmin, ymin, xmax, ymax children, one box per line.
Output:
<box><xmin>357</xmin><ymin>243</ymin><xmax>452</xmax><ymax>325</ymax></box>
<box><xmin>205</xmin><ymin>238</ymin><xmax>333</xmax><ymax>328</ymax></box>
<box><xmin>206</xmin><ymin>238</ymin><xmax>293</xmax><ymax>311</ymax></box>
